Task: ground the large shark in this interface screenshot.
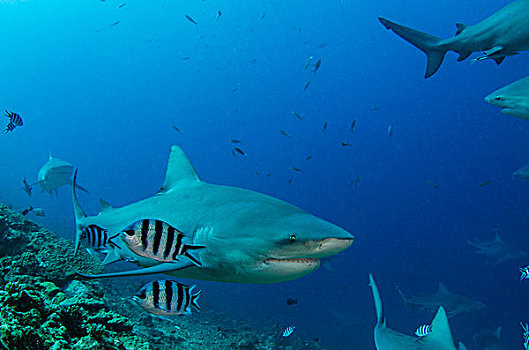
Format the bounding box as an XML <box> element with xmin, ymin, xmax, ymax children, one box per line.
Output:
<box><xmin>397</xmin><ymin>282</ymin><xmax>485</xmax><ymax>318</ymax></box>
<box><xmin>468</xmin><ymin>232</ymin><xmax>529</xmax><ymax>265</ymax></box>
<box><xmin>485</xmin><ymin>76</ymin><xmax>529</xmax><ymax>120</ymax></box>
<box><xmin>32</xmin><ymin>152</ymin><xmax>88</xmax><ymax>196</ymax></box>
<box><xmin>378</xmin><ymin>0</ymin><xmax>529</xmax><ymax>78</ymax></box>
<box><xmin>369</xmin><ymin>274</ymin><xmax>467</xmax><ymax>350</ymax></box>
<box><xmin>473</xmin><ymin>327</ymin><xmax>506</xmax><ymax>350</ymax></box>
<box><xmin>513</xmin><ymin>163</ymin><xmax>529</xmax><ymax>179</ymax></box>
<box><xmin>73</xmin><ymin>145</ymin><xmax>354</xmax><ymax>283</ymax></box>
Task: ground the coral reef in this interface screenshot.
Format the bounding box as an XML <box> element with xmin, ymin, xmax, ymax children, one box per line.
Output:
<box><xmin>0</xmin><ymin>204</ymin><xmax>325</xmax><ymax>349</ymax></box>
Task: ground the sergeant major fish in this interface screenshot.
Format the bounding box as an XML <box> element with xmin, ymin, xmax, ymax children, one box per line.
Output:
<box><xmin>133</xmin><ymin>279</ymin><xmax>200</xmax><ymax>316</ymax></box>
<box><xmin>119</xmin><ymin>219</ymin><xmax>205</xmax><ymax>266</ymax></box>
<box><xmin>4</xmin><ymin>110</ymin><xmax>23</xmax><ymax>133</ymax></box>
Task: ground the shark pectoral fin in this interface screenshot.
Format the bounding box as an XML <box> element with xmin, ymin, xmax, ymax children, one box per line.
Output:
<box><xmin>101</xmin><ymin>248</ymin><xmax>123</xmax><ymax>265</ymax></box>
<box><xmin>368</xmin><ymin>274</ymin><xmax>385</xmax><ymax>327</ymax></box>
<box><xmin>457</xmin><ymin>51</ymin><xmax>471</xmax><ymax>62</ymax></box>
<box><xmin>76</xmin><ymin>261</ymin><xmax>195</xmax><ymax>279</ymax></box>
<box><xmin>423</xmin><ymin>307</ymin><xmax>456</xmax><ymax>345</ymax></box>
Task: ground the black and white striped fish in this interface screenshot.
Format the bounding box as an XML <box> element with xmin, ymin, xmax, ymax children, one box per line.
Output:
<box><xmin>120</xmin><ymin>219</ymin><xmax>205</xmax><ymax>266</ymax></box>
<box><xmin>282</xmin><ymin>325</ymin><xmax>295</xmax><ymax>337</ymax></box>
<box><xmin>415</xmin><ymin>324</ymin><xmax>431</xmax><ymax>337</ymax></box>
<box><xmin>80</xmin><ymin>225</ymin><xmax>119</xmax><ymax>251</ymax></box>
<box><xmin>4</xmin><ymin>110</ymin><xmax>23</xmax><ymax>133</ymax></box>
<box><xmin>133</xmin><ymin>279</ymin><xmax>200</xmax><ymax>316</ymax></box>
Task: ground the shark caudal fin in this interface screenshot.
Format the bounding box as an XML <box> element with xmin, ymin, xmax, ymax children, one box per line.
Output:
<box><xmin>72</xmin><ymin>169</ymin><xmax>87</xmax><ymax>257</ymax></box>
<box><xmin>157</xmin><ymin>146</ymin><xmax>201</xmax><ymax>195</ymax></box>
<box><xmin>421</xmin><ymin>306</ymin><xmax>457</xmax><ymax>349</ymax></box>
<box><xmin>378</xmin><ymin>17</ymin><xmax>447</xmax><ymax>78</ymax></box>
<box><xmin>369</xmin><ymin>274</ymin><xmax>385</xmax><ymax>327</ymax></box>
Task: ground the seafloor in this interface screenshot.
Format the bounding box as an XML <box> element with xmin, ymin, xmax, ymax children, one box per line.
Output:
<box><xmin>0</xmin><ymin>204</ymin><xmax>324</xmax><ymax>350</ymax></box>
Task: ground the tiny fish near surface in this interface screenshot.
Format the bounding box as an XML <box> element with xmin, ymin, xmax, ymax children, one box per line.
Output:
<box><xmin>185</xmin><ymin>14</ymin><xmax>197</xmax><ymax>25</ymax></box>
<box><xmin>133</xmin><ymin>279</ymin><xmax>201</xmax><ymax>316</ymax></box>
<box><xmin>120</xmin><ymin>219</ymin><xmax>205</xmax><ymax>266</ymax></box>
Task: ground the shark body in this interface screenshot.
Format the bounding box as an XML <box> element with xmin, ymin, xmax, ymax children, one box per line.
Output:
<box><xmin>397</xmin><ymin>282</ymin><xmax>485</xmax><ymax>318</ymax></box>
<box><xmin>513</xmin><ymin>163</ymin><xmax>529</xmax><ymax>179</ymax></box>
<box><xmin>473</xmin><ymin>327</ymin><xmax>506</xmax><ymax>350</ymax></box>
<box><xmin>485</xmin><ymin>76</ymin><xmax>529</xmax><ymax>120</ymax></box>
<box><xmin>468</xmin><ymin>233</ymin><xmax>529</xmax><ymax>265</ymax></box>
<box><xmin>73</xmin><ymin>145</ymin><xmax>354</xmax><ymax>283</ymax></box>
<box><xmin>369</xmin><ymin>274</ymin><xmax>465</xmax><ymax>350</ymax></box>
<box><xmin>379</xmin><ymin>0</ymin><xmax>529</xmax><ymax>78</ymax></box>
<box><xmin>33</xmin><ymin>152</ymin><xmax>88</xmax><ymax>196</ymax></box>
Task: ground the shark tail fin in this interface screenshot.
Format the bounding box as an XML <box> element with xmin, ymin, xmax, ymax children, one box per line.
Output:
<box><xmin>369</xmin><ymin>274</ymin><xmax>385</xmax><ymax>327</ymax></box>
<box><xmin>378</xmin><ymin>17</ymin><xmax>447</xmax><ymax>78</ymax></box>
<box><xmin>422</xmin><ymin>306</ymin><xmax>456</xmax><ymax>348</ymax></box>
<box><xmin>72</xmin><ymin>169</ymin><xmax>88</xmax><ymax>257</ymax></box>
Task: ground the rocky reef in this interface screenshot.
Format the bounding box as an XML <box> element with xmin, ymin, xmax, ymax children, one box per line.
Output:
<box><xmin>0</xmin><ymin>204</ymin><xmax>325</xmax><ymax>349</ymax></box>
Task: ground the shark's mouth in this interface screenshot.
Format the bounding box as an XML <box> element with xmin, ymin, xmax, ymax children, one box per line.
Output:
<box><xmin>264</xmin><ymin>258</ymin><xmax>319</xmax><ymax>264</ymax></box>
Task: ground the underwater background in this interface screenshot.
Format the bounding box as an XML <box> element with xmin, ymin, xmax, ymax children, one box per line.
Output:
<box><xmin>0</xmin><ymin>0</ymin><xmax>528</xmax><ymax>348</ymax></box>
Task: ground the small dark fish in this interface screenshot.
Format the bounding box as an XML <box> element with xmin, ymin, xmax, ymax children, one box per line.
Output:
<box><xmin>305</xmin><ymin>155</ymin><xmax>312</xmax><ymax>160</ymax></box>
<box><xmin>111</xmin><ymin>20</ymin><xmax>121</xmax><ymax>27</ymax></box>
<box><xmin>22</xmin><ymin>177</ymin><xmax>32</xmax><ymax>197</ymax></box>
<box><xmin>350</xmin><ymin>120</ymin><xmax>356</xmax><ymax>132</ymax></box>
<box><xmin>479</xmin><ymin>180</ymin><xmax>491</xmax><ymax>188</ymax></box>
<box><xmin>217</xmin><ymin>10</ymin><xmax>222</xmax><ymax>20</ymax></box>
<box><xmin>289</xmin><ymin>167</ymin><xmax>303</xmax><ymax>172</ymax></box>
<box><xmin>230</xmin><ymin>139</ymin><xmax>242</xmax><ymax>144</ymax></box>
<box><xmin>341</xmin><ymin>141</ymin><xmax>352</xmax><ymax>147</ymax></box>
<box><xmin>312</xmin><ymin>58</ymin><xmax>322</xmax><ymax>74</ymax></box>
<box><xmin>4</xmin><ymin>110</ymin><xmax>23</xmax><ymax>133</ymax></box>
<box><xmin>351</xmin><ymin>176</ymin><xmax>361</xmax><ymax>187</ymax></box>
<box><xmin>304</xmin><ymin>81</ymin><xmax>311</xmax><ymax>91</ymax></box>
<box><xmin>134</xmin><ymin>280</ymin><xmax>201</xmax><ymax>316</ymax></box>
<box><xmin>265</xmin><ymin>173</ymin><xmax>272</xmax><ymax>177</ymax></box>
<box><xmin>182</xmin><ymin>57</ymin><xmax>190</xmax><ymax>61</ymax></box>
<box><xmin>255</xmin><ymin>171</ymin><xmax>261</xmax><ymax>176</ymax></box>
<box><xmin>233</xmin><ymin>147</ymin><xmax>247</xmax><ymax>156</ymax></box>
<box><xmin>185</xmin><ymin>14</ymin><xmax>197</xmax><ymax>25</ymax></box>
<box><xmin>286</xmin><ymin>298</ymin><xmax>298</xmax><ymax>306</ymax></box>
<box><xmin>287</xmin><ymin>179</ymin><xmax>292</xmax><ymax>184</ymax></box>
<box><xmin>117</xmin><ymin>2</ymin><xmax>126</xmax><ymax>9</ymax></box>
<box><xmin>279</xmin><ymin>129</ymin><xmax>291</xmax><ymax>138</ymax></box>
<box><xmin>291</xmin><ymin>111</ymin><xmax>303</xmax><ymax>120</ymax></box>
<box><xmin>172</xmin><ymin>125</ymin><xmax>182</xmax><ymax>133</ymax></box>
<box><xmin>388</xmin><ymin>125</ymin><xmax>393</xmax><ymax>138</ymax></box>
<box><xmin>261</xmin><ymin>13</ymin><xmax>265</xmax><ymax>19</ymax></box>
<box><xmin>426</xmin><ymin>180</ymin><xmax>439</xmax><ymax>189</ymax></box>
<box><xmin>304</xmin><ymin>56</ymin><xmax>313</xmax><ymax>71</ymax></box>
<box><xmin>322</xmin><ymin>121</ymin><xmax>328</xmax><ymax>132</ymax></box>
<box><xmin>371</xmin><ymin>105</ymin><xmax>379</xmax><ymax>111</ymax></box>
<box><xmin>316</xmin><ymin>43</ymin><xmax>328</xmax><ymax>48</ymax></box>
<box><xmin>21</xmin><ymin>205</ymin><xmax>33</xmax><ymax>216</ymax></box>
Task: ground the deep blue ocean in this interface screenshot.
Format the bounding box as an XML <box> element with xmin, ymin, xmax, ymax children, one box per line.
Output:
<box><xmin>1</xmin><ymin>0</ymin><xmax>528</xmax><ymax>348</ymax></box>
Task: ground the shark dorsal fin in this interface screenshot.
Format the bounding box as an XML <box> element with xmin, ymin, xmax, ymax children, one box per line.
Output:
<box><xmin>458</xmin><ymin>342</ymin><xmax>468</xmax><ymax>350</ymax></box>
<box><xmin>48</xmin><ymin>149</ymin><xmax>53</xmax><ymax>160</ymax></box>
<box><xmin>437</xmin><ymin>282</ymin><xmax>450</xmax><ymax>295</ymax></box>
<box><xmin>495</xmin><ymin>233</ymin><xmax>503</xmax><ymax>242</ymax></box>
<box><xmin>157</xmin><ymin>146</ymin><xmax>201</xmax><ymax>194</ymax></box>
<box><xmin>455</xmin><ymin>23</ymin><xmax>467</xmax><ymax>36</ymax></box>
<box><xmin>99</xmin><ymin>198</ymin><xmax>113</xmax><ymax>213</ymax></box>
<box><xmin>422</xmin><ymin>306</ymin><xmax>456</xmax><ymax>349</ymax></box>
<box><xmin>494</xmin><ymin>326</ymin><xmax>501</xmax><ymax>340</ymax></box>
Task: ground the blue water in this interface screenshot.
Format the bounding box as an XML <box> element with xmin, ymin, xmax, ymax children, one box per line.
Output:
<box><xmin>1</xmin><ymin>0</ymin><xmax>528</xmax><ymax>348</ymax></box>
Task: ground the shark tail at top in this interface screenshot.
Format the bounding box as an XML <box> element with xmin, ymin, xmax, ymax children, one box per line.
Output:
<box><xmin>368</xmin><ymin>274</ymin><xmax>385</xmax><ymax>327</ymax></box>
<box><xmin>378</xmin><ymin>17</ymin><xmax>448</xmax><ymax>78</ymax></box>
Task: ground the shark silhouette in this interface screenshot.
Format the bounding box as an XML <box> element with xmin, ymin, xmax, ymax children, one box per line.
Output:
<box><xmin>378</xmin><ymin>0</ymin><xmax>529</xmax><ymax>78</ymax></box>
<box><xmin>485</xmin><ymin>75</ymin><xmax>529</xmax><ymax>120</ymax></box>
<box><xmin>73</xmin><ymin>145</ymin><xmax>354</xmax><ymax>283</ymax></box>
<box><xmin>32</xmin><ymin>151</ymin><xmax>88</xmax><ymax>196</ymax></box>
<box><xmin>473</xmin><ymin>326</ymin><xmax>506</xmax><ymax>350</ymax></box>
<box><xmin>513</xmin><ymin>163</ymin><xmax>529</xmax><ymax>179</ymax></box>
<box><xmin>369</xmin><ymin>274</ymin><xmax>466</xmax><ymax>350</ymax></box>
<box><xmin>397</xmin><ymin>282</ymin><xmax>485</xmax><ymax>318</ymax></box>
<box><xmin>468</xmin><ymin>232</ymin><xmax>529</xmax><ymax>265</ymax></box>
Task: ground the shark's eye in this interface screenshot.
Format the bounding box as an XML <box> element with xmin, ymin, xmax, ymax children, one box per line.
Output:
<box><xmin>495</xmin><ymin>96</ymin><xmax>501</xmax><ymax>100</ymax></box>
<box><xmin>289</xmin><ymin>234</ymin><xmax>296</xmax><ymax>243</ymax></box>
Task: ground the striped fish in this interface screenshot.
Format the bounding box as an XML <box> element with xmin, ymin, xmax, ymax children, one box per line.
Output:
<box><xmin>120</xmin><ymin>219</ymin><xmax>205</xmax><ymax>266</ymax></box>
<box><xmin>133</xmin><ymin>279</ymin><xmax>200</xmax><ymax>316</ymax></box>
<box><xmin>282</xmin><ymin>325</ymin><xmax>295</xmax><ymax>337</ymax></box>
<box><xmin>80</xmin><ymin>224</ymin><xmax>118</xmax><ymax>251</ymax></box>
<box><xmin>4</xmin><ymin>110</ymin><xmax>23</xmax><ymax>133</ymax></box>
<box><xmin>521</xmin><ymin>322</ymin><xmax>529</xmax><ymax>350</ymax></box>
<box><xmin>521</xmin><ymin>266</ymin><xmax>529</xmax><ymax>281</ymax></box>
<box><xmin>415</xmin><ymin>324</ymin><xmax>431</xmax><ymax>337</ymax></box>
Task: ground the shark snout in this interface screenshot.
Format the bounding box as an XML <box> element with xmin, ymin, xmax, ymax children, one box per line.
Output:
<box><xmin>310</xmin><ymin>237</ymin><xmax>354</xmax><ymax>258</ymax></box>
